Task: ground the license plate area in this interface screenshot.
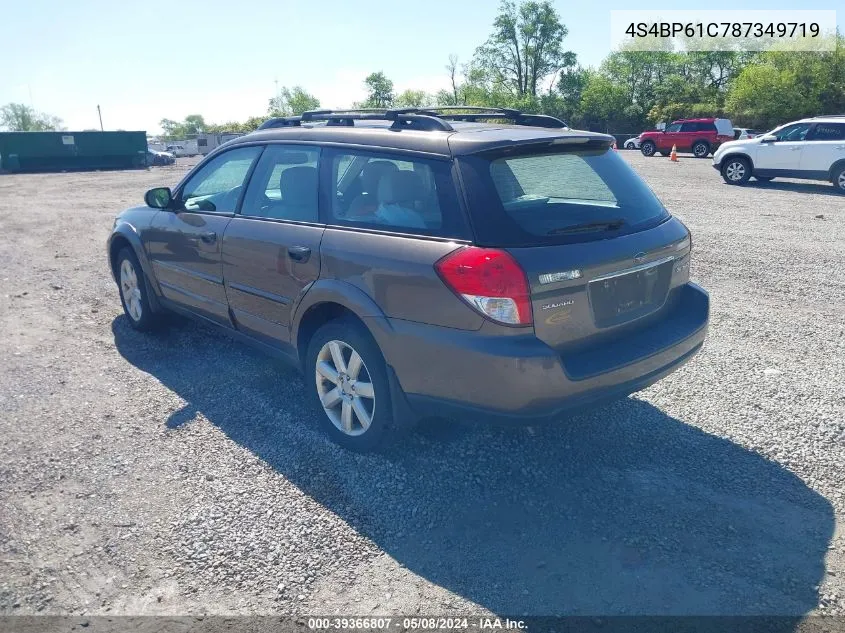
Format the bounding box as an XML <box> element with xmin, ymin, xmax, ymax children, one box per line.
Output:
<box><xmin>588</xmin><ymin>259</ymin><xmax>673</xmax><ymax>328</ymax></box>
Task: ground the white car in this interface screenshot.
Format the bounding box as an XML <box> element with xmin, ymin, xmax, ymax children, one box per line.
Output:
<box><xmin>733</xmin><ymin>127</ymin><xmax>761</xmax><ymax>140</ymax></box>
<box><xmin>713</xmin><ymin>116</ymin><xmax>845</xmax><ymax>192</ymax></box>
<box><xmin>623</xmin><ymin>136</ymin><xmax>641</xmax><ymax>149</ymax></box>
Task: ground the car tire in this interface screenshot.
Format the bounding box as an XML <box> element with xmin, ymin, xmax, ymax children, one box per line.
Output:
<box><xmin>754</xmin><ymin>176</ymin><xmax>774</xmax><ymax>182</ymax></box>
<box><xmin>692</xmin><ymin>141</ymin><xmax>710</xmax><ymax>158</ymax></box>
<box><xmin>721</xmin><ymin>157</ymin><xmax>751</xmax><ymax>185</ymax></box>
<box><xmin>306</xmin><ymin>318</ymin><xmax>394</xmax><ymax>452</ymax></box>
<box><xmin>833</xmin><ymin>165</ymin><xmax>845</xmax><ymax>193</ymax></box>
<box><xmin>640</xmin><ymin>141</ymin><xmax>656</xmax><ymax>157</ymax></box>
<box><xmin>116</xmin><ymin>247</ymin><xmax>160</xmax><ymax>331</ymax></box>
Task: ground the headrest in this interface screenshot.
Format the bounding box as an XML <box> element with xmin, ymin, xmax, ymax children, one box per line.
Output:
<box><xmin>280</xmin><ymin>166</ymin><xmax>318</xmax><ymax>205</ymax></box>
<box><xmin>377</xmin><ymin>170</ymin><xmax>425</xmax><ymax>205</ymax></box>
<box><xmin>361</xmin><ymin>160</ymin><xmax>399</xmax><ymax>192</ymax></box>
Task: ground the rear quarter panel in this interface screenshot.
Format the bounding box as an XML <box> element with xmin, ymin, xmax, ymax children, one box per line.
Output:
<box><xmin>318</xmin><ymin>228</ymin><xmax>485</xmax><ymax>331</ymax></box>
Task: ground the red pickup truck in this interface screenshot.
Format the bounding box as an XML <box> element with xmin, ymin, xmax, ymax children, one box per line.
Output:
<box><xmin>639</xmin><ymin>118</ymin><xmax>734</xmax><ymax>158</ymax></box>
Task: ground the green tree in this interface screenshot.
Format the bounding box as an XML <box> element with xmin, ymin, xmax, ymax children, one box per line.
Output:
<box><xmin>394</xmin><ymin>89</ymin><xmax>431</xmax><ymax>108</ymax></box>
<box><xmin>0</xmin><ymin>103</ymin><xmax>64</xmax><ymax>131</ymax></box>
<box><xmin>726</xmin><ymin>35</ymin><xmax>845</xmax><ymax>129</ymax></box>
<box><xmin>159</xmin><ymin>114</ymin><xmax>209</xmax><ymax>139</ymax></box>
<box><xmin>182</xmin><ymin>114</ymin><xmax>207</xmax><ymax>134</ymax></box>
<box><xmin>473</xmin><ymin>0</ymin><xmax>576</xmax><ymax>97</ymax></box>
<box><xmin>158</xmin><ymin>118</ymin><xmax>181</xmax><ymax>139</ymax></box>
<box><xmin>268</xmin><ymin>86</ymin><xmax>321</xmax><ymax>117</ymax></box>
<box><xmin>577</xmin><ymin>71</ymin><xmax>638</xmax><ymax>132</ymax></box>
<box><xmin>444</xmin><ymin>54</ymin><xmax>462</xmax><ymax>105</ymax></box>
<box><xmin>362</xmin><ymin>72</ymin><xmax>394</xmax><ymax>108</ymax></box>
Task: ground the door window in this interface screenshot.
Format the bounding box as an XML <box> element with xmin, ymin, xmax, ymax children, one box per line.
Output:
<box><xmin>665</xmin><ymin>123</ymin><xmax>682</xmax><ymax>133</ymax></box>
<box><xmin>240</xmin><ymin>145</ymin><xmax>321</xmax><ymax>222</ymax></box>
<box><xmin>180</xmin><ymin>146</ymin><xmax>262</xmax><ymax>212</ymax></box>
<box><xmin>807</xmin><ymin>123</ymin><xmax>845</xmax><ymax>141</ymax></box>
<box><xmin>772</xmin><ymin>123</ymin><xmax>811</xmax><ymax>142</ymax></box>
<box><xmin>327</xmin><ymin>149</ymin><xmax>468</xmax><ymax>238</ymax></box>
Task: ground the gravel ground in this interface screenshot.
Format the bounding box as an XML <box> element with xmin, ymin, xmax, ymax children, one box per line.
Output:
<box><xmin>0</xmin><ymin>152</ymin><xmax>843</xmax><ymax>619</ymax></box>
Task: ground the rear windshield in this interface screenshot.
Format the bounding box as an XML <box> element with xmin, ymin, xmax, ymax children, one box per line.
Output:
<box><xmin>458</xmin><ymin>148</ymin><xmax>669</xmax><ymax>246</ymax></box>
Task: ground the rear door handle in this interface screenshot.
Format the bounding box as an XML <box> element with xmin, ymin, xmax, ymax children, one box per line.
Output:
<box><xmin>288</xmin><ymin>245</ymin><xmax>311</xmax><ymax>262</ymax></box>
<box><xmin>200</xmin><ymin>231</ymin><xmax>217</xmax><ymax>243</ymax></box>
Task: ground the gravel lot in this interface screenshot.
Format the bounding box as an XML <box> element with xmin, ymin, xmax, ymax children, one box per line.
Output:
<box><xmin>0</xmin><ymin>151</ymin><xmax>843</xmax><ymax>619</ymax></box>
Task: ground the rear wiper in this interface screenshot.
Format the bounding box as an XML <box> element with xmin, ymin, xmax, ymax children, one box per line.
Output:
<box><xmin>547</xmin><ymin>220</ymin><xmax>626</xmax><ymax>235</ymax></box>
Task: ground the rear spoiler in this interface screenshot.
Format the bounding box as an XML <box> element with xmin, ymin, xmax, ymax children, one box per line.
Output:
<box><xmin>463</xmin><ymin>135</ymin><xmax>616</xmax><ymax>158</ymax></box>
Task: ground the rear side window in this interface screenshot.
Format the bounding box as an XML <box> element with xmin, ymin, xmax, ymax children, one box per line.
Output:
<box><xmin>809</xmin><ymin>123</ymin><xmax>845</xmax><ymax>141</ymax></box>
<box><xmin>459</xmin><ymin>148</ymin><xmax>669</xmax><ymax>247</ymax></box>
<box><xmin>326</xmin><ymin>149</ymin><xmax>468</xmax><ymax>238</ymax></box>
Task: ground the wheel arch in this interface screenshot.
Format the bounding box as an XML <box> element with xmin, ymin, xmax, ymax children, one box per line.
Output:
<box><xmin>720</xmin><ymin>152</ymin><xmax>755</xmax><ymax>172</ymax></box>
<box><xmin>291</xmin><ymin>279</ymin><xmax>394</xmax><ymax>369</ymax></box>
<box><xmin>108</xmin><ymin>225</ymin><xmax>164</xmax><ymax>310</ymax></box>
<box><xmin>109</xmin><ymin>226</ymin><xmax>149</xmax><ymax>280</ymax></box>
<box><xmin>829</xmin><ymin>159</ymin><xmax>845</xmax><ymax>181</ymax></box>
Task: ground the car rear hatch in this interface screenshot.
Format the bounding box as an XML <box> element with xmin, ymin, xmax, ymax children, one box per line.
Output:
<box><xmin>455</xmin><ymin>138</ymin><xmax>693</xmax><ymax>352</ymax></box>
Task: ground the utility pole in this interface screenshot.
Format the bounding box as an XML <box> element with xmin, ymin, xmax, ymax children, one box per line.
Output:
<box><xmin>97</xmin><ymin>105</ymin><xmax>103</xmax><ymax>131</ymax></box>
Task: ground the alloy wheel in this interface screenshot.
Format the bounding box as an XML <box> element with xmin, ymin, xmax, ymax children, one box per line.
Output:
<box><xmin>725</xmin><ymin>161</ymin><xmax>746</xmax><ymax>182</ymax></box>
<box><xmin>315</xmin><ymin>340</ymin><xmax>375</xmax><ymax>436</ymax></box>
<box><xmin>120</xmin><ymin>259</ymin><xmax>143</xmax><ymax>322</ymax></box>
<box><xmin>838</xmin><ymin>171</ymin><xmax>845</xmax><ymax>190</ymax></box>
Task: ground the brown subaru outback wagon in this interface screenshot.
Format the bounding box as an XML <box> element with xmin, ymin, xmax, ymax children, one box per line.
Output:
<box><xmin>108</xmin><ymin>107</ymin><xmax>709</xmax><ymax>450</ymax></box>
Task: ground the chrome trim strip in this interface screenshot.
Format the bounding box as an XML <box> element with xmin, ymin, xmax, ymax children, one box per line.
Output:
<box><xmin>590</xmin><ymin>255</ymin><xmax>676</xmax><ymax>283</ymax></box>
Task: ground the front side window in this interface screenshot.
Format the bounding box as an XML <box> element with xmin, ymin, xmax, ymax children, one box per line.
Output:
<box><xmin>772</xmin><ymin>123</ymin><xmax>811</xmax><ymax>142</ymax></box>
<box><xmin>180</xmin><ymin>146</ymin><xmax>262</xmax><ymax>212</ymax></box>
<box><xmin>665</xmin><ymin>123</ymin><xmax>682</xmax><ymax>133</ymax></box>
<box><xmin>240</xmin><ymin>145</ymin><xmax>320</xmax><ymax>222</ymax></box>
<box><xmin>327</xmin><ymin>150</ymin><xmax>468</xmax><ymax>238</ymax></box>
<box><xmin>808</xmin><ymin>123</ymin><xmax>845</xmax><ymax>141</ymax></box>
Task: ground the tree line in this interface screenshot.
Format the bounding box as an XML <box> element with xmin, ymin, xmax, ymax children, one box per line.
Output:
<box><xmin>3</xmin><ymin>1</ymin><xmax>842</xmax><ymax>137</ymax></box>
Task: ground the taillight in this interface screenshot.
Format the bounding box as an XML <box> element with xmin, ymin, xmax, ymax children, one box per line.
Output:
<box><xmin>435</xmin><ymin>247</ymin><xmax>532</xmax><ymax>326</ymax></box>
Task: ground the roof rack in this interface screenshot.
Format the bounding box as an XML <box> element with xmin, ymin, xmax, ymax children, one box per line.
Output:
<box><xmin>256</xmin><ymin>107</ymin><xmax>569</xmax><ymax>133</ymax></box>
<box><xmin>257</xmin><ymin>116</ymin><xmax>303</xmax><ymax>129</ymax></box>
<box><xmin>417</xmin><ymin>106</ymin><xmax>569</xmax><ymax>129</ymax></box>
<box><xmin>299</xmin><ymin>108</ymin><xmax>454</xmax><ymax>131</ymax></box>
<box><xmin>812</xmin><ymin>114</ymin><xmax>845</xmax><ymax>118</ymax></box>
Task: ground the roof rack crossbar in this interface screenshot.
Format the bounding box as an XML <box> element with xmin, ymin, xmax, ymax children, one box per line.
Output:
<box><xmin>300</xmin><ymin>109</ymin><xmax>454</xmax><ymax>131</ymax></box>
<box><xmin>416</xmin><ymin>107</ymin><xmax>567</xmax><ymax>129</ymax></box>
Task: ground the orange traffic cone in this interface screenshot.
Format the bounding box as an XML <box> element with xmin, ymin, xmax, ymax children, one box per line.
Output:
<box><xmin>670</xmin><ymin>145</ymin><xmax>679</xmax><ymax>162</ymax></box>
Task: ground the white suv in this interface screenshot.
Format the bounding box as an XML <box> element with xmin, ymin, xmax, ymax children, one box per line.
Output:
<box><xmin>713</xmin><ymin>116</ymin><xmax>845</xmax><ymax>192</ymax></box>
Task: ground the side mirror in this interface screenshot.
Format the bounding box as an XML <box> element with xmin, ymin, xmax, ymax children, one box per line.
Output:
<box><xmin>144</xmin><ymin>187</ymin><xmax>173</xmax><ymax>209</ymax></box>
<box><xmin>760</xmin><ymin>135</ymin><xmax>778</xmax><ymax>143</ymax></box>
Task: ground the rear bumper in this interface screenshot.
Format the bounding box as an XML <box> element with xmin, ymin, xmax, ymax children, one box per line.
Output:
<box><xmin>381</xmin><ymin>282</ymin><xmax>709</xmax><ymax>424</ymax></box>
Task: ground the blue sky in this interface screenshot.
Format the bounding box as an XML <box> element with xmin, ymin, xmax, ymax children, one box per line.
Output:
<box><xmin>1</xmin><ymin>0</ymin><xmax>841</xmax><ymax>133</ymax></box>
